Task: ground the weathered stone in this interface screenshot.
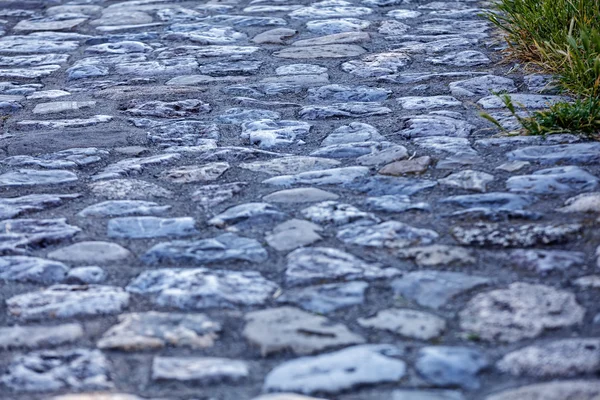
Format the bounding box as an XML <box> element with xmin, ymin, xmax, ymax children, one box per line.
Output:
<box><xmin>497</xmin><ymin>339</ymin><xmax>600</xmax><ymax>377</ymax></box>
<box><xmin>152</xmin><ymin>357</ymin><xmax>248</xmax><ymax>382</ymax></box>
<box><xmin>17</xmin><ymin>115</ymin><xmax>113</xmax><ymax>129</ymax></box>
<box><xmin>263</xmin><ymin>166</ymin><xmax>370</xmax><ymax>186</ymax></box>
<box><xmin>241</xmin><ymin>119</ymin><xmax>311</xmax><ymax>148</ymax></box>
<box><xmin>143</xmin><ymin>233</ymin><xmax>267</xmax><ymax>264</ymax></box>
<box><xmin>308</xmin><ymin>84</ymin><xmax>389</xmax><ymax>102</ymax></box>
<box><xmin>477</xmin><ymin>94</ymin><xmax>570</xmax><ymax>109</ymax></box>
<box><xmin>0</xmin><ymin>169</ymin><xmax>77</xmax><ymax>186</ymax></box>
<box><xmin>486</xmin><ymin>381</ymin><xmax>600</xmax><ymax>400</ymax></box>
<box><xmin>88</xmin><ymin>179</ymin><xmax>173</xmax><ymax>199</ymax></box>
<box><xmin>427</xmin><ymin>50</ymin><xmax>490</xmax><ymax>66</ymax></box>
<box><xmin>379</xmin><ymin>156</ymin><xmax>431</xmax><ymax>175</ymax></box>
<box><xmin>264</xmin><ymin>345</ymin><xmax>406</xmax><ymax>394</ymax></box>
<box><xmin>293</xmin><ymin>32</ymin><xmax>370</xmax><ymax>47</ymax></box>
<box><xmin>7</xmin><ymin>285</ymin><xmax>129</xmax><ymax>321</ymax></box>
<box><xmin>98</xmin><ymin>312</ymin><xmax>221</xmax><ymax>351</ymax></box>
<box><xmin>301</xmin><ymin>201</ymin><xmax>376</xmax><ymax>225</ymax></box>
<box><xmin>274</xmin><ymin>44</ymin><xmax>366</xmax><ymax>59</ymax></box>
<box><xmin>127</xmin><ymin>268</ymin><xmax>278</xmax><ymax>309</ymax></box>
<box><xmin>253</xmin><ymin>28</ymin><xmax>297</xmax><ymax>44</ymax></box>
<box><xmin>0</xmin><ymin>323</ymin><xmax>83</xmax><ymax>350</ymax></box>
<box><xmin>337</xmin><ymin>221</ymin><xmax>439</xmax><ymax>248</ymax></box>
<box><xmin>300</xmin><ymin>102</ymin><xmax>391</xmax><ymax>119</ymax></box>
<box><xmin>286</xmin><ymin>247</ymin><xmax>400</xmax><ymax>286</ymax></box>
<box><xmin>306</xmin><ymin>18</ymin><xmax>371</xmax><ymax>35</ymax></box>
<box><xmin>507</xmin><ymin>249</ymin><xmax>585</xmax><ymax>273</ymax></box>
<box><xmin>243</xmin><ymin>307</ymin><xmax>364</xmax><ymax>356</ymax></box>
<box><xmin>191</xmin><ymin>182</ymin><xmax>246</xmax><ymax>208</ymax></box>
<box><xmin>365</xmin><ymin>195</ymin><xmax>430</xmax><ymax>213</ymax></box>
<box><xmin>125</xmin><ymin>99</ymin><xmax>210</xmax><ymax>118</ymax></box>
<box><xmin>277</xmin><ymin>281</ymin><xmax>368</xmax><ymax>314</ymax></box>
<box><xmin>414</xmin><ymin>136</ymin><xmax>476</xmax><ymax>155</ymax></box>
<box><xmin>439</xmin><ymin>170</ymin><xmax>494</xmax><ymax>192</ymax></box>
<box><xmin>78</xmin><ymin>200</ymin><xmax>170</xmax><ymax>217</ymax></box>
<box><xmin>48</xmin><ymin>241</ymin><xmax>131</xmax><ymax>264</ymax></box>
<box><xmin>397</xmin><ymin>245</ymin><xmax>475</xmax><ymax>267</ymax></box>
<box><xmin>1</xmin><ymin>349</ymin><xmax>112</xmax><ymax>392</ymax></box>
<box><xmin>452</xmin><ymin>223</ymin><xmax>582</xmax><ymax>247</ymax></box>
<box><xmin>108</xmin><ymin>217</ymin><xmax>198</xmax><ymax>239</ymax></box>
<box><xmin>33</xmin><ymin>101</ymin><xmax>96</xmax><ymax>115</ymax></box>
<box><xmin>507</xmin><ymin>166</ymin><xmax>598</xmax><ymax>194</ymax></box>
<box><xmin>507</xmin><ymin>143</ymin><xmax>600</xmax><ymax>165</ymax></box>
<box><xmin>0</xmin><ymin>194</ymin><xmax>78</xmax><ymax>219</ymax></box>
<box><xmin>398</xmin><ymin>96</ymin><xmax>462</xmax><ymax>110</ymax></box>
<box><xmin>66</xmin><ymin>266</ymin><xmax>106</xmax><ymax>284</ymax></box>
<box><xmin>342</xmin><ymin>52</ymin><xmax>411</xmax><ymax>77</ymax></box>
<box><xmin>358</xmin><ymin>308</ymin><xmax>446</xmax><ymax>340</ymax></box>
<box><xmin>208</xmin><ymin>203</ymin><xmax>286</xmax><ymax>228</ymax></box>
<box><xmin>396</xmin><ymin>113</ymin><xmax>473</xmax><ymax>138</ymax></box>
<box><xmin>459</xmin><ymin>282</ymin><xmax>585</xmax><ymax>342</ymax></box>
<box><xmin>392</xmin><ymin>270</ymin><xmax>490</xmax><ymax>309</ymax></box>
<box><xmin>449</xmin><ymin>75</ymin><xmax>516</xmax><ymax>96</ymax></box>
<box><xmin>415</xmin><ymin>346</ymin><xmax>488</xmax><ymax>389</ymax></box>
<box><xmin>0</xmin><ymin>218</ymin><xmax>81</xmax><ymax>255</ymax></box>
<box><xmin>0</xmin><ymin>256</ymin><xmax>68</xmax><ymax>284</ymax></box>
<box><xmin>160</xmin><ymin>162</ymin><xmax>229</xmax><ymax>183</ymax></box>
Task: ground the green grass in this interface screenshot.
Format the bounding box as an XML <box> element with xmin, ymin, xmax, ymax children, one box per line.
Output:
<box><xmin>483</xmin><ymin>0</ymin><xmax>600</xmax><ymax>137</ymax></box>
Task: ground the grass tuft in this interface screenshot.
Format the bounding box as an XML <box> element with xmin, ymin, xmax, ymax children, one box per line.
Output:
<box><xmin>484</xmin><ymin>0</ymin><xmax>600</xmax><ymax>137</ymax></box>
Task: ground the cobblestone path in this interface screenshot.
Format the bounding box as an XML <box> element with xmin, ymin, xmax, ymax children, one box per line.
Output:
<box><xmin>0</xmin><ymin>0</ymin><xmax>599</xmax><ymax>399</ymax></box>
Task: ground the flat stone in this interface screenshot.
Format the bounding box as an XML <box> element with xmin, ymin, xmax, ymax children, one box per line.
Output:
<box><xmin>397</xmin><ymin>38</ymin><xmax>478</xmax><ymax>54</ymax></box>
<box><xmin>486</xmin><ymin>381</ymin><xmax>600</xmax><ymax>400</ymax></box>
<box><xmin>477</xmin><ymin>94</ymin><xmax>570</xmax><ymax>109</ymax></box>
<box><xmin>322</xmin><ymin>122</ymin><xmax>384</xmax><ymax>145</ymax></box>
<box><xmin>266</xmin><ymin>219</ymin><xmax>322</xmax><ymax>251</ymax></box>
<box><xmin>0</xmin><ymin>323</ymin><xmax>83</xmax><ymax>350</ymax></box>
<box><xmin>365</xmin><ymin>195</ymin><xmax>430</xmax><ymax>213</ymax></box>
<box><xmin>398</xmin><ymin>96</ymin><xmax>462</xmax><ymax>110</ymax></box>
<box><xmin>253</xmin><ymin>28</ymin><xmax>297</xmax><ymax>44</ymax></box>
<box><xmin>293</xmin><ymin>32</ymin><xmax>370</xmax><ymax>47</ymax></box>
<box><xmin>495</xmin><ymin>161</ymin><xmax>530</xmax><ymax>172</ymax></box>
<box><xmin>396</xmin><ymin>113</ymin><xmax>473</xmax><ymax>138</ymax></box>
<box><xmin>98</xmin><ymin>312</ymin><xmax>221</xmax><ymax>351</ymax></box>
<box><xmin>3</xmin><ymin>148</ymin><xmax>108</xmax><ymax>169</ymax></box>
<box><xmin>126</xmin><ymin>268</ymin><xmax>278</xmax><ymax>309</ymax></box>
<box><xmin>264</xmin><ymin>344</ymin><xmax>406</xmax><ymax>394</ymax></box>
<box><xmin>439</xmin><ymin>170</ymin><xmax>494</xmax><ymax>192</ymax></box>
<box><xmin>507</xmin><ymin>249</ymin><xmax>585</xmax><ymax>273</ymax></box>
<box><xmin>415</xmin><ymin>346</ymin><xmax>488</xmax><ymax>390</ymax></box>
<box><xmin>459</xmin><ymin>282</ymin><xmax>585</xmax><ymax>342</ymax></box>
<box><xmin>0</xmin><ymin>256</ymin><xmax>68</xmax><ymax>284</ymax></box>
<box><xmin>497</xmin><ymin>339</ymin><xmax>600</xmax><ymax>377</ymax></box>
<box><xmin>243</xmin><ymin>307</ymin><xmax>364</xmax><ymax>356</ymax></box>
<box><xmin>14</xmin><ymin>18</ymin><xmax>88</xmax><ymax>32</ymax></box>
<box><xmin>392</xmin><ymin>270</ymin><xmax>490</xmax><ymax>309</ymax></box>
<box><xmin>414</xmin><ymin>136</ymin><xmax>476</xmax><ymax>155</ymax></box>
<box><xmin>0</xmin><ymin>218</ymin><xmax>81</xmax><ymax>255</ymax></box>
<box><xmin>507</xmin><ymin>166</ymin><xmax>598</xmax><ymax>194</ymax></box>
<box><xmin>191</xmin><ymin>182</ymin><xmax>246</xmax><ymax>209</ymax></box>
<box><xmin>387</xmin><ymin>9</ymin><xmax>422</xmax><ymax>18</ymax></box>
<box><xmin>0</xmin><ymin>169</ymin><xmax>77</xmax><ymax>186</ymax></box>
<box><xmin>78</xmin><ymin>200</ymin><xmax>170</xmax><ymax>217</ymax></box>
<box><xmin>379</xmin><ymin>20</ymin><xmax>410</xmax><ymax>35</ymax></box>
<box><xmin>342</xmin><ymin>52</ymin><xmax>411</xmax><ymax>77</ymax></box>
<box><xmin>0</xmin><ymin>37</ymin><xmax>80</xmax><ymax>54</ymax></box>
<box><xmin>17</xmin><ymin>115</ymin><xmax>113</xmax><ymax>129</ymax></box>
<box><xmin>160</xmin><ymin>162</ymin><xmax>229</xmax><ymax>183</ymax></box>
<box><xmin>263</xmin><ymin>188</ymin><xmax>339</xmax><ymax>203</ymax></box>
<box><xmin>208</xmin><ymin>203</ymin><xmax>286</xmax><ymax>229</ymax></box>
<box><xmin>300</xmin><ymin>102</ymin><xmax>391</xmax><ymax>119</ymax></box>
<box><xmin>274</xmin><ymin>44</ymin><xmax>366</xmax><ymax>58</ymax></box>
<box><xmin>142</xmin><ymin>232</ymin><xmax>266</xmax><ymax>265</ymax></box>
<box><xmin>306</xmin><ymin>18</ymin><xmax>371</xmax><ymax>35</ymax></box>
<box><xmin>358</xmin><ymin>308</ymin><xmax>446</xmax><ymax>340</ymax></box>
<box><xmin>380</xmin><ymin>156</ymin><xmax>431</xmax><ymax>175</ymax></box>
<box><xmin>398</xmin><ymin>245</ymin><xmax>476</xmax><ymax>267</ymax></box>
<box><xmin>290</xmin><ymin>4</ymin><xmax>373</xmax><ymax>19</ymax></box>
<box><xmin>263</xmin><ymin>166</ymin><xmax>370</xmax><ymax>186</ymax></box>
<box><xmin>48</xmin><ymin>241</ymin><xmax>132</xmax><ymax>264</ymax></box>
<box><xmin>277</xmin><ymin>281</ymin><xmax>368</xmax><ymax>314</ymax></box>
<box><xmin>7</xmin><ymin>284</ymin><xmax>129</xmax><ymax>321</ymax></box>
<box><xmin>50</xmin><ymin>394</ymin><xmax>149</xmax><ymax>400</ymax></box>
<box><xmin>88</xmin><ymin>179</ymin><xmax>173</xmax><ymax>199</ymax></box>
<box><xmin>0</xmin><ymin>194</ymin><xmax>78</xmax><ymax>219</ymax></box>
<box><xmin>276</xmin><ymin>64</ymin><xmax>328</xmax><ymax>75</ymax></box>
<box><xmin>427</xmin><ymin>50</ymin><xmax>490</xmax><ymax>66</ymax></box>
<box><xmin>337</xmin><ymin>220</ymin><xmax>439</xmax><ymax>248</ymax></box>
<box><xmin>32</xmin><ymin>101</ymin><xmax>96</xmax><ymax>115</ymax></box>
<box><xmin>286</xmin><ymin>246</ymin><xmax>400</xmax><ymax>286</ymax></box>
<box><xmin>124</xmin><ymin>99</ymin><xmax>210</xmax><ymax>118</ymax></box>
<box><xmin>218</xmin><ymin>108</ymin><xmax>280</xmax><ymax>124</ymax></box>
<box><xmin>107</xmin><ymin>217</ymin><xmax>198</xmax><ymax>239</ymax></box>
<box><xmin>449</xmin><ymin>75</ymin><xmax>516</xmax><ymax>96</ymax></box>
<box><xmin>308</xmin><ymin>84</ymin><xmax>389</xmax><ymax>102</ymax></box>
<box><xmin>301</xmin><ymin>201</ymin><xmax>377</xmax><ymax>225</ymax></box>
<box><xmin>345</xmin><ymin>176</ymin><xmax>437</xmax><ymax>196</ymax></box>
<box><xmin>253</xmin><ymin>395</ymin><xmax>327</xmax><ymax>400</ymax></box>
<box><xmin>152</xmin><ymin>357</ymin><xmax>248</xmax><ymax>383</ymax></box>
<box><xmin>451</xmin><ymin>223</ymin><xmax>582</xmax><ymax>247</ymax></box>
<box><xmin>507</xmin><ymin>143</ymin><xmax>600</xmax><ymax>165</ymax></box>
<box><xmin>1</xmin><ymin>349</ymin><xmax>112</xmax><ymax>392</ymax></box>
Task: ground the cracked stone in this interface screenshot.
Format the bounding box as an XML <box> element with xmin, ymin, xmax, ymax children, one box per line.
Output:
<box><xmin>208</xmin><ymin>203</ymin><xmax>286</xmax><ymax>229</ymax></box>
<box><xmin>0</xmin><ymin>256</ymin><xmax>68</xmax><ymax>284</ymax></box>
<box><xmin>507</xmin><ymin>166</ymin><xmax>598</xmax><ymax>194</ymax></box>
<box><xmin>0</xmin><ymin>194</ymin><xmax>79</xmax><ymax>219</ymax></box>
<box><xmin>0</xmin><ymin>218</ymin><xmax>81</xmax><ymax>255</ymax></box>
<box><xmin>241</xmin><ymin>119</ymin><xmax>311</xmax><ymax>148</ymax></box>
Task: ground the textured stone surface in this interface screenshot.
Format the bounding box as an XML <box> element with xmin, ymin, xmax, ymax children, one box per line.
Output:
<box><xmin>358</xmin><ymin>308</ymin><xmax>446</xmax><ymax>340</ymax></box>
<box><xmin>459</xmin><ymin>283</ymin><xmax>585</xmax><ymax>342</ymax></box>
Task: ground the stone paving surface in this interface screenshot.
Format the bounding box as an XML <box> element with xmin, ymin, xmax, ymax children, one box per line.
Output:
<box><xmin>0</xmin><ymin>0</ymin><xmax>598</xmax><ymax>399</ymax></box>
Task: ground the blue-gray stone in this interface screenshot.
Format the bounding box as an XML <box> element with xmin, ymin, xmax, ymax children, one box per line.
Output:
<box><xmin>416</xmin><ymin>346</ymin><xmax>488</xmax><ymax>390</ymax></box>
<box><xmin>107</xmin><ymin>217</ymin><xmax>198</xmax><ymax>239</ymax></box>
